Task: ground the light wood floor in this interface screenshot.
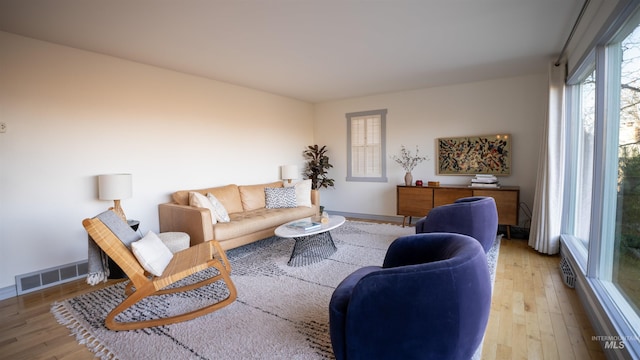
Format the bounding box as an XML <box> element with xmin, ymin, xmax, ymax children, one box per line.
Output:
<box><xmin>482</xmin><ymin>238</ymin><xmax>605</xmax><ymax>360</ymax></box>
<box><xmin>0</xmin><ymin>236</ymin><xmax>605</xmax><ymax>359</ymax></box>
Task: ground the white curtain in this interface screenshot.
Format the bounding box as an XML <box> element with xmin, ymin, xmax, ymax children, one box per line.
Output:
<box><xmin>529</xmin><ymin>61</ymin><xmax>567</xmax><ymax>255</ymax></box>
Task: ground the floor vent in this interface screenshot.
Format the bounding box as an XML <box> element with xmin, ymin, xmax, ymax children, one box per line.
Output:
<box><xmin>15</xmin><ymin>260</ymin><xmax>88</xmax><ymax>295</ymax></box>
<box><xmin>559</xmin><ymin>253</ymin><xmax>576</xmax><ymax>288</ymax></box>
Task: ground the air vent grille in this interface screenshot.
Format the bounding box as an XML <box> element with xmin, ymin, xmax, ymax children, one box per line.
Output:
<box><xmin>15</xmin><ymin>260</ymin><xmax>88</xmax><ymax>295</ymax></box>
<box><xmin>559</xmin><ymin>254</ymin><xmax>576</xmax><ymax>288</ymax></box>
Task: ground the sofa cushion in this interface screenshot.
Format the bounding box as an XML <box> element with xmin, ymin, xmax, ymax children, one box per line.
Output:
<box><xmin>207</xmin><ymin>185</ymin><xmax>244</xmax><ymax>214</ymax></box>
<box><xmin>188</xmin><ymin>192</ymin><xmax>217</xmax><ymax>224</ymax></box>
<box><xmin>173</xmin><ymin>189</ymin><xmax>197</xmax><ymax>206</ymax></box>
<box><xmin>173</xmin><ymin>184</ymin><xmax>243</xmax><ymax>214</ymax></box>
<box><xmin>238</xmin><ymin>181</ymin><xmax>283</xmax><ymax>211</ymax></box>
<box><xmin>265</xmin><ymin>187</ymin><xmax>297</xmax><ymax>209</ymax></box>
<box><xmin>213</xmin><ymin>206</ymin><xmax>317</xmax><ymax>240</ymax></box>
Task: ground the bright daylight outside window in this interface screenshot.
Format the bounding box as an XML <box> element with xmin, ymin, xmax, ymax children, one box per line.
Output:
<box><xmin>575</xmin><ymin>71</ymin><xmax>595</xmax><ymax>246</ymax></box>
<box><xmin>614</xmin><ymin>23</ymin><xmax>640</xmax><ymax>315</ymax></box>
<box><xmin>346</xmin><ymin>109</ymin><xmax>387</xmax><ymax>182</ymax></box>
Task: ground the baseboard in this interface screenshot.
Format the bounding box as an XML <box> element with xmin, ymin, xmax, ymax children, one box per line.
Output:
<box><xmin>325</xmin><ymin>210</ymin><xmax>408</xmax><ymax>225</ymax></box>
<box><xmin>0</xmin><ymin>285</ymin><xmax>17</xmax><ymax>301</ymax></box>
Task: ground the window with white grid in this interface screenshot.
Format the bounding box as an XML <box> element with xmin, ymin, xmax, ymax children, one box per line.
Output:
<box><xmin>346</xmin><ymin>109</ymin><xmax>388</xmax><ymax>182</ymax></box>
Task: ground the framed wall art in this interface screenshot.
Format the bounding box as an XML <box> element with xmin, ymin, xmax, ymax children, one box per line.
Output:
<box><xmin>436</xmin><ymin>134</ymin><xmax>511</xmax><ymax>175</ymax></box>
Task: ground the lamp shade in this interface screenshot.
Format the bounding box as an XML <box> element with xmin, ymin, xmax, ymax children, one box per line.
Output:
<box><xmin>281</xmin><ymin>165</ymin><xmax>298</xmax><ymax>180</ymax></box>
<box><xmin>98</xmin><ymin>174</ymin><xmax>132</xmax><ymax>200</ymax></box>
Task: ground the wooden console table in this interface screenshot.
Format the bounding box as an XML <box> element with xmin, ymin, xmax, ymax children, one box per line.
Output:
<box><xmin>396</xmin><ymin>185</ymin><xmax>520</xmax><ymax>238</ymax></box>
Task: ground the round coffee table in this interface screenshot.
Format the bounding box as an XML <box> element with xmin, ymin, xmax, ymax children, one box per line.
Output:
<box><xmin>275</xmin><ymin>215</ymin><xmax>345</xmax><ymax>266</ymax></box>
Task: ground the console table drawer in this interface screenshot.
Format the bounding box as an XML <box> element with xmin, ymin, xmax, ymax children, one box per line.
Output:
<box><xmin>397</xmin><ymin>186</ymin><xmax>433</xmax><ymax>217</ymax></box>
<box><xmin>433</xmin><ymin>188</ymin><xmax>473</xmax><ymax>207</ymax></box>
<box><xmin>472</xmin><ymin>189</ymin><xmax>519</xmax><ymax>226</ymax></box>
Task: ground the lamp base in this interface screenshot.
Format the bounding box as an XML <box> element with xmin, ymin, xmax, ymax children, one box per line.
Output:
<box><xmin>111</xmin><ymin>200</ymin><xmax>127</xmax><ymax>221</ymax></box>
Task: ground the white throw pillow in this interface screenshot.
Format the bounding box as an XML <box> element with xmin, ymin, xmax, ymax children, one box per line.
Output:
<box><xmin>294</xmin><ymin>179</ymin><xmax>312</xmax><ymax>207</ymax></box>
<box><xmin>207</xmin><ymin>193</ymin><xmax>231</xmax><ymax>222</ymax></box>
<box><xmin>131</xmin><ymin>231</ymin><xmax>174</xmax><ymax>276</ymax></box>
<box><xmin>265</xmin><ymin>187</ymin><xmax>297</xmax><ymax>209</ymax></box>
<box><xmin>189</xmin><ymin>191</ymin><xmax>217</xmax><ymax>224</ymax></box>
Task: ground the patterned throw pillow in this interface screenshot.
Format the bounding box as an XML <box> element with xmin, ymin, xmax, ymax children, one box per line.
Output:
<box><xmin>207</xmin><ymin>193</ymin><xmax>231</xmax><ymax>222</ymax></box>
<box><xmin>265</xmin><ymin>187</ymin><xmax>297</xmax><ymax>209</ymax></box>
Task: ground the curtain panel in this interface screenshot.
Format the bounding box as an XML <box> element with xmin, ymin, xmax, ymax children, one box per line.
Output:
<box><xmin>529</xmin><ymin>62</ymin><xmax>567</xmax><ymax>255</ymax></box>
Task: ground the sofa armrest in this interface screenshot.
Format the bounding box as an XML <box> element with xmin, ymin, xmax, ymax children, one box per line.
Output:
<box><xmin>158</xmin><ymin>203</ymin><xmax>214</xmax><ymax>246</ymax></box>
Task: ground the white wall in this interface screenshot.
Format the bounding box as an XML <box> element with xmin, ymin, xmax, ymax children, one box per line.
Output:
<box><xmin>314</xmin><ymin>74</ymin><xmax>547</xmax><ymax>223</ymax></box>
<box><xmin>0</xmin><ymin>30</ymin><xmax>548</xmax><ymax>292</ymax></box>
<box><xmin>0</xmin><ymin>32</ymin><xmax>314</xmax><ymax>289</ymax></box>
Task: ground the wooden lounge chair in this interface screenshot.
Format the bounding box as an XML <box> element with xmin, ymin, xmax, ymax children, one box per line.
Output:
<box><xmin>83</xmin><ymin>215</ymin><xmax>237</xmax><ymax>331</ymax></box>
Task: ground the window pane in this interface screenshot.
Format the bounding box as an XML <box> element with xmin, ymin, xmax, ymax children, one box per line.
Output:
<box><xmin>352</xmin><ymin>118</ymin><xmax>365</xmax><ymax>146</ymax></box>
<box><xmin>366</xmin><ymin>118</ymin><xmax>380</xmax><ymax>145</ymax></box>
<box><xmin>614</xmin><ymin>23</ymin><xmax>640</xmax><ymax>313</ymax></box>
<box><xmin>576</xmin><ymin>71</ymin><xmax>596</xmax><ymax>244</ymax></box>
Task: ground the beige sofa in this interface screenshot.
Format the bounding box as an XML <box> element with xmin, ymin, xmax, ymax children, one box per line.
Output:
<box><xmin>158</xmin><ymin>181</ymin><xmax>319</xmax><ymax>250</ymax></box>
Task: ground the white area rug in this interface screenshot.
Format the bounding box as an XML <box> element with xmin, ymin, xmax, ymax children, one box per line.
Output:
<box><xmin>52</xmin><ymin>221</ymin><xmax>500</xmax><ymax>359</ymax></box>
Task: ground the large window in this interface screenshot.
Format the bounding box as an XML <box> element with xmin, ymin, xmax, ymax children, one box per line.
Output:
<box><xmin>346</xmin><ymin>109</ymin><xmax>388</xmax><ymax>182</ymax></box>
<box><xmin>563</xmin><ymin>7</ymin><xmax>640</xmax><ymax>355</ymax></box>
<box><xmin>611</xmin><ymin>22</ymin><xmax>640</xmax><ymax>315</ymax></box>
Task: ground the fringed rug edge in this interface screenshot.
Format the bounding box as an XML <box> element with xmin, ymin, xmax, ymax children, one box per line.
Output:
<box><xmin>51</xmin><ymin>301</ymin><xmax>118</xmax><ymax>360</ymax></box>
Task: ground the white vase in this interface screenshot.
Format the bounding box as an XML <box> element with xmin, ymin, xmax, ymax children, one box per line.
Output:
<box><xmin>404</xmin><ymin>172</ymin><xmax>413</xmax><ymax>186</ymax></box>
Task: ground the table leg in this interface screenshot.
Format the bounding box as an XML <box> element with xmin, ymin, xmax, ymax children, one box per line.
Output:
<box><xmin>288</xmin><ymin>231</ymin><xmax>338</xmax><ymax>267</ymax></box>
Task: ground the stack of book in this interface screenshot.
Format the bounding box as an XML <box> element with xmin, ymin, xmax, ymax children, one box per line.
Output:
<box><xmin>470</xmin><ymin>174</ymin><xmax>500</xmax><ymax>188</ymax></box>
<box><xmin>287</xmin><ymin>220</ymin><xmax>322</xmax><ymax>231</ymax></box>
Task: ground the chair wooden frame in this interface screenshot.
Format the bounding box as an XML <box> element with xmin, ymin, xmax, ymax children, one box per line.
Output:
<box><xmin>83</xmin><ymin>216</ymin><xmax>237</xmax><ymax>331</ymax></box>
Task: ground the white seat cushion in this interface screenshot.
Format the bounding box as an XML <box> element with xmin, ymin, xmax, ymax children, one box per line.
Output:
<box><xmin>158</xmin><ymin>232</ymin><xmax>191</xmax><ymax>253</ymax></box>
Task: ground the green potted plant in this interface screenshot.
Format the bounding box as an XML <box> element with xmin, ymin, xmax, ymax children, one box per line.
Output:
<box><xmin>303</xmin><ymin>145</ymin><xmax>335</xmax><ymax>189</ymax></box>
<box><xmin>303</xmin><ymin>145</ymin><xmax>334</xmax><ymax>214</ymax></box>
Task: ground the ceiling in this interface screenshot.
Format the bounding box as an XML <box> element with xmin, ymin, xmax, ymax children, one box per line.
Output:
<box><xmin>0</xmin><ymin>0</ymin><xmax>582</xmax><ymax>103</ymax></box>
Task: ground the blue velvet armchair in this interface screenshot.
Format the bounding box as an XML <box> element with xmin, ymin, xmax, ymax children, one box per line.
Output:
<box><xmin>329</xmin><ymin>233</ymin><xmax>491</xmax><ymax>360</ymax></box>
<box><xmin>415</xmin><ymin>196</ymin><xmax>498</xmax><ymax>252</ymax></box>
